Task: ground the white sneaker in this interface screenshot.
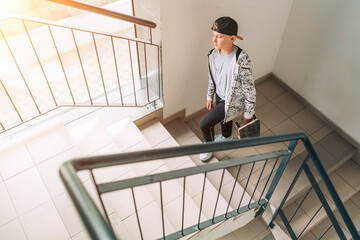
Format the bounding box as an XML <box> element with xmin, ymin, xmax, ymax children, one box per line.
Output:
<box><xmin>200</xmin><ymin>152</ymin><xmax>212</xmax><ymax>162</ymax></box>
<box><xmin>214</xmin><ymin>134</ymin><xmax>233</xmax><ymax>142</ymax></box>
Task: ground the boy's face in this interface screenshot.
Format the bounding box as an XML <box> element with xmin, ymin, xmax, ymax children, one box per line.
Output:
<box><xmin>212</xmin><ymin>31</ymin><xmax>235</xmax><ymax>50</ymax></box>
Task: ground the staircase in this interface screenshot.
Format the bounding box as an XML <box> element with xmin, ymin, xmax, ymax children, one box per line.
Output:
<box><xmin>0</xmin><ymin>98</ymin><xmax>359</xmax><ymax>239</ymax></box>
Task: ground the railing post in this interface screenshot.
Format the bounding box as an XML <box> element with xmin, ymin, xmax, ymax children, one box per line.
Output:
<box><xmin>22</xmin><ymin>20</ymin><xmax>58</xmax><ymax>107</ymax></box>
<box><xmin>92</xmin><ymin>33</ymin><xmax>109</xmax><ymax>105</ymax></box>
<box><xmin>71</xmin><ymin>29</ymin><xmax>93</xmax><ymax>105</ymax></box>
<box><xmin>0</xmin><ymin>29</ymin><xmax>41</xmax><ymax>114</ymax></box>
<box><xmin>48</xmin><ymin>25</ymin><xmax>76</xmax><ymax>105</ymax></box>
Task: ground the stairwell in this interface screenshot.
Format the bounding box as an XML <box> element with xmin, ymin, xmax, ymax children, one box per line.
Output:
<box><xmin>0</xmin><ymin>77</ymin><xmax>359</xmax><ymax>240</ymax></box>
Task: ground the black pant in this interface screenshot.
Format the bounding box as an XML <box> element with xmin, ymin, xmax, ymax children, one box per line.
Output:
<box><xmin>199</xmin><ymin>95</ymin><xmax>233</xmax><ymax>142</ymax></box>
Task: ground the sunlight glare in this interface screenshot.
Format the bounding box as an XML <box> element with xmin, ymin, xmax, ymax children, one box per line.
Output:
<box><xmin>0</xmin><ymin>0</ymin><xmax>26</xmax><ymax>18</ymax></box>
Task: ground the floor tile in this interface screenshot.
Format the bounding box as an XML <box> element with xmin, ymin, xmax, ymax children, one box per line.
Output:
<box><xmin>256</xmin><ymin>102</ymin><xmax>287</xmax><ymax>129</ymax></box>
<box><xmin>124</xmin><ymin>201</ymin><xmax>174</xmax><ymax>240</ymax></box>
<box><xmin>0</xmin><ymin>219</ymin><xmax>27</xmax><ymax>240</ymax></box>
<box><xmin>322</xmin><ymin>173</ymin><xmax>355</xmax><ymax>205</ymax></box>
<box><xmin>6</xmin><ymin>167</ymin><xmax>50</xmax><ymax>215</ymax></box>
<box><xmin>53</xmin><ymin>192</ymin><xmax>86</xmax><ymax>237</ymax></box>
<box><xmin>37</xmin><ymin>147</ymin><xmax>81</xmax><ymax>198</ymax></box>
<box><xmin>68</xmin><ymin>118</ymin><xmax>114</xmax><ymax>156</ymax></box>
<box><xmin>282</xmin><ymin>202</ymin><xmax>316</xmax><ymax>236</ymax></box>
<box><xmin>301</xmin><ymin>232</ymin><xmax>318</xmax><ymax>240</ymax></box>
<box><xmin>317</xmin><ymin>131</ymin><xmax>356</xmax><ymax>161</ymax></box>
<box><xmin>255</xmin><ymin>90</ymin><xmax>270</xmax><ymax>108</ymax></box>
<box><xmin>309</xmin><ymin>216</ymin><xmax>351</xmax><ymax>240</ymax></box>
<box><xmin>91</xmin><ymin>143</ymin><xmax>132</xmax><ymax>183</ymax></box>
<box><xmin>218</xmin><ymin>232</ymin><xmax>238</xmax><ymax>240</ymax></box>
<box><xmin>104</xmin><ymin>170</ymin><xmax>153</xmax><ymax>219</ymax></box>
<box><xmin>232</xmin><ymin>224</ymin><xmax>256</xmax><ymax>240</ymax></box>
<box><xmin>0</xmin><ymin>182</ymin><xmax>17</xmax><ymax>226</ymax></box>
<box><xmin>271</xmin><ymin>118</ymin><xmax>303</xmax><ymax>135</ymax></box>
<box><xmin>186</xmin><ymin>119</ymin><xmax>203</xmax><ymax>140</ymax></box>
<box><xmin>139</xmin><ymin>119</ymin><xmax>172</xmax><ymax>147</ymax></box>
<box><xmin>335</xmin><ymin>160</ymin><xmax>360</xmax><ymax>190</ymax></box>
<box><xmin>256</xmin><ymin>79</ymin><xmax>286</xmax><ymax>100</ymax></box>
<box><xmin>164</xmin><ymin>118</ymin><xmax>194</xmax><ymax>144</ymax></box>
<box><xmin>307</xmin><ymin>143</ymin><xmax>338</xmax><ymax>173</ymax></box>
<box><xmin>20</xmin><ymin>201</ymin><xmax>70</xmax><ymax>240</ymax></box>
<box><xmin>311</xmin><ymin>125</ymin><xmax>333</xmax><ymax>142</ymax></box>
<box><xmin>291</xmin><ymin>108</ymin><xmax>326</xmax><ymax>136</ymax></box>
<box><xmin>350</xmin><ymin>191</ymin><xmax>360</xmax><ymax>208</ymax></box>
<box><xmin>0</xmin><ymin>139</ymin><xmax>34</xmax><ymax>180</ymax></box>
<box><xmin>71</xmin><ymin>230</ymin><xmax>91</xmax><ymax>240</ymax></box>
<box><xmin>23</xmin><ymin>121</ymin><xmax>75</xmax><ymax>164</ymax></box>
<box><xmin>106</xmin><ymin>117</ymin><xmax>145</xmax><ymax>152</ymax></box>
<box><xmin>272</xmin><ymin>92</ymin><xmax>305</xmax><ymax>117</ymax></box>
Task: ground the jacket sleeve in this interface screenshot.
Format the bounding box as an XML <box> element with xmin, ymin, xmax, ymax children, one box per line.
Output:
<box><xmin>238</xmin><ymin>51</ymin><xmax>256</xmax><ymax>119</ymax></box>
<box><xmin>206</xmin><ymin>54</ymin><xmax>216</xmax><ymax>101</ymax></box>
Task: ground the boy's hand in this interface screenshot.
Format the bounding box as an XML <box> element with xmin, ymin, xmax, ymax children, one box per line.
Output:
<box><xmin>242</xmin><ymin>116</ymin><xmax>252</xmax><ymax>124</ymax></box>
<box><xmin>206</xmin><ymin>100</ymin><xmax>213</xmax><ymax>110</ymax></box>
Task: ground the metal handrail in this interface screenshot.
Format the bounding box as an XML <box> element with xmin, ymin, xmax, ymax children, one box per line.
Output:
<box><xmin>46</xmin><ymin>0</ymin><xmax>156</xmax><ymax>28</ymax></box>
<box><xmin>0</xmin><ymin>14</ymin><xmax>161</xmax><ymax>133</ymax></box>
<box><xmin>59</xmin><ymin>133</ymin><xmax>360</xmax><ymax>240</ymax></box>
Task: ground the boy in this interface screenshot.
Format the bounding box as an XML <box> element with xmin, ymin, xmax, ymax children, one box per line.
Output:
<box><xmin>199</xmin><ymin>16</ymin><xmax>256</xmax><ymax>161</ymax></box>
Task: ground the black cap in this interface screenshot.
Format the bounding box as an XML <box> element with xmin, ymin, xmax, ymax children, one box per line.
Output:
<box><xmin>211</xmin><ymin>16</ymin><xmax>243</xmax><ymax>40</ymax></box>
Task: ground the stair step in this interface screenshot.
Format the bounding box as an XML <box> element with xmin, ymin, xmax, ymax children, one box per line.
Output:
<box><xmin>255</xmin><ymin>131</ymin><xmax>357</xmax><ymax>210</ymax></box>
<box><xmin>302</xmin><ymin>191</ymin><xmax>360</xmax><ymax>240</ymax></box>
<box><xmin>68</xmin><ymin>117</ymin><xmax>179</xmax><ymax>239</ymax></box>
<box><xmin>139</xmin><ymin>119</ymin><xmax>235</xmax><ymax>219</ymax></box>
<box><xmin>278</xmin><ymin>159</ymin><xmax>360</xmax><ymax>237</ymax></box>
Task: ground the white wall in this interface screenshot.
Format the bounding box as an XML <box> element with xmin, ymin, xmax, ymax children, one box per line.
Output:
<box><xmin>160</xmin><ymin>0</ymin><xmax>294</xmax><ymax>118</ymax></box>
<box><xmin>273</xmin><ymin>0</ymin><xmax>360</xmax><ymax>144</ymax></box>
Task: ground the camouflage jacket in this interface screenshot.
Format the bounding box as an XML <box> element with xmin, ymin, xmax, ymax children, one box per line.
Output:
<box><xmin>207</xmin><ymin>48</ymin><xmax>256</xmax><ymax>122</ymax></box>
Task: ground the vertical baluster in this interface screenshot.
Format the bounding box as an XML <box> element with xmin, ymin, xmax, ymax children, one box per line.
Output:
<box><xmin>92</xmin><ymin>33</ymin><xmax>108</xmax><ymax>105</ymax></box>
<box><xmin>110</xmin><ymin>36</ymin><xmax>124</xmax><ymax>105</ymax></box>
<box><xmin>22</xmin><ymin>20</ymin><xmax>57</xmax><ymax>107</ymax></box>
<box><xmin>149</xmin><ymin>27</ymin><xmax>153</xmax><ymax>44</ymax></box>
<box><xmin>71</xmin><ymin>29</ymin><xmax>92</xmax><ymax>105</ymax></box>
<box><xmin>48</xmin><ymin>25</ymin><xmax>76</xmax><ymax>105</ymax></box>
<box><xmin>289</xmin><ymin>187</ymin><xmax>313</xmax><ymax>223</ymax></box>
<box><xmin>0</xmin><ymin>80</ymin><xmax>23</xmax><ymax>122</ymax></box>
<box><xmin>212</xmin><ymin>169</ymin><xmax>225</xmax><ymax>223</ymax></box>
<box><xmin>131</xmin><ymin>0</ymin><xmax>142</xmax><ymax>92</ymax></box>
<box><xmin>297</xmin><ymin>206</ymin><xmax>323</xmax><ymax>239</ymax></box>
<box><xmin>128</xmin><ymin>40</ymin><xmax>138</xmax><ymax>105</ymax></box>
<box><xmin>181</xmin><ymin>176</ymin><xmax>186</xmax><ymax>236</ymax></box>
<box><xmin>0</xmin><ymin>29</ymin><xmax>41</xmax><ymax>114</ymax></box>
<box><xmin>258</xmin><ymin>157</ymin><xmax>279</xmax><ymax>203</ymax></box>
<box><xmin>225</xmin><ymin>165</ymin><xmax>242</xmax><ymax>218</ymax></box>
<box><xmin>157</xmin><ymin>45</ymin><xmax>161</xmax><ymax>100</ymax></box>
<box><xmin>248</xmin><ymin>159</ymin><xmax>268</xmax><ymax>208</ymax></box>
<box><xmin>0</xmin><ymin>121</ymin><xmax>4</xmax><ymax>130</ymax></box>
<box><xmin>237</xmin><ymin>162</ymin><xmax>255</xmax><ymax>212</ymax></box>
<box><xmin>159</xmin><ymin>181</ymin><xmax>166</xmax><ymax>239</ymax></box>
<box><xmin>131</xmin><ymin>187</ymin><xmax>144</xmax><ymax>240</ymax></box>
<box><xmin>143</xmin><ymin>44</ymin><xmax>150</xmax><ymax>103</ymax></box>
<box><xmin>198</xmin><ymin>172</ymin><xmax>207</xmax><ymax>230</ymax></box>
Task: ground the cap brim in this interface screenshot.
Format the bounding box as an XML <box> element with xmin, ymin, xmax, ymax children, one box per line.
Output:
<box><xmin>236</xmin><ymin>35</ymin><xmax>243</xmax><ymax>40</ymax></box>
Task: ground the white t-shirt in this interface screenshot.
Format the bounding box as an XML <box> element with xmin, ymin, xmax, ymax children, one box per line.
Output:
<box><xmin>209</xmin><ymin>47</ymin><xmax>238</xmax><ymax>100</ymax></box>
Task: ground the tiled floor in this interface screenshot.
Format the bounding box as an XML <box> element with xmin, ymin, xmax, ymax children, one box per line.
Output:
<box><xmin>165</xmin><ymin>77</ymin><xmax>359</xmax><ymax>239</ymax></box>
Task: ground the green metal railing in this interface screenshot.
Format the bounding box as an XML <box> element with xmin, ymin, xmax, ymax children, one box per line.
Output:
<box><xmin>60</xmin><ymin>133</ymin><xmax>359</xmax><ymax>240</ymax></box>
